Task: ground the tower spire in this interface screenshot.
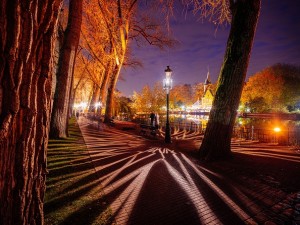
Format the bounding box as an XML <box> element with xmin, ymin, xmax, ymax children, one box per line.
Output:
<box><xmin>204</xmin><ymin>67</ymin><xmax>211</xmax><ymax>93</ymax></box>
<box><xmin>204</xmin><ymin>69</ymin><xmax>211</xmax><ymax>85</ymax></box>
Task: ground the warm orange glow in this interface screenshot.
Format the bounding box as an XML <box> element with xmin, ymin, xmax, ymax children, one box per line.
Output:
<box><xmin>274</xmin><ymin>127</ymin><xmax>281</xmax><ymax>132</ymax></box>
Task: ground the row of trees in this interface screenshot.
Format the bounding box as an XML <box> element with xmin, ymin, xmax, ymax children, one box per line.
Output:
<box><xmin>49</xmin><ymin>0</ymin><xmax>176</xmax><ymax>139</ymax></box>
<box><xmin>127</xmin><ymin>63</ymin><xmax>300</xmax><ymax>116</ymax></box>
<box><xmin>1</xmin><ymin>0</ymin><xmax>261</xmax><ymax>224</ymax></box>
<box><xmin>0</xmin><ymin>0</ymin><xmax>176</xmax><ymax>224</ymax></box>
<box><xmin>130</xmin><ymin>82</ymin><xmax>215</xmax><ymax>113</ymax></box>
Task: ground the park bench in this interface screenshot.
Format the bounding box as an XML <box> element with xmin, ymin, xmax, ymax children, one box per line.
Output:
<box><xmin>109</xmin><ymin>118</ymin><xmax>115</xmax><ymax>126</ymax></box>
<box><xmin>139</xmin><ymin>124</ymin><xmax>158</xmax><ymax>137</ymax></box>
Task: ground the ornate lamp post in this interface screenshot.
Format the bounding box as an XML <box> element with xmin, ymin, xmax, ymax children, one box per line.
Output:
<box><xmin>163</xmin><ymin>66</ymin><xmax>173</xmax><ymax>143</ymax></box>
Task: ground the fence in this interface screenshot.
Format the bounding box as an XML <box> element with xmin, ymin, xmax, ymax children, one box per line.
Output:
<box><xmin>164</xmin><ymin>121</ymin><xmax>204</xmax><ymax>133</ymax></box>
<box><xmin>138</xmin><ymin>118</ymin><xmax>300</xmax><ymax>147</ymax></box>
<box><xmin>232</xmin><ymin>126</ymin><xmax>300</xmax><ymax>147</ymax></box>
<box><xmin>201</xmin><ymin>125</ymin><xmax>300</xmax><ymax>147</ymax></box>
<box><xmin>89</xmin><ymin>115</ymin><xmax>300</xmax><ymax>147</ymax></box>
<box><xmin>137</xmin><ymin>118</ymin><xmax>205</xmax><ymax>134</ymax></box>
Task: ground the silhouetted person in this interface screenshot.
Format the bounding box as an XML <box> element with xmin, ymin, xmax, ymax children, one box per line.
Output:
<box><xmin>150</xmin><ymin>112</ymin><xmax>155</xmax><ymax>127</ymax></box>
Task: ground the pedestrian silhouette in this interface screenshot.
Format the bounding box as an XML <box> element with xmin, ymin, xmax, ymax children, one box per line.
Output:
<box><xmin>150</xmin><ymin>112</ymin><xmax>155</xmax><ymax>127</ymax></box>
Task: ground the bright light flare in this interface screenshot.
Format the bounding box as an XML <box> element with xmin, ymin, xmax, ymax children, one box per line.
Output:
<box><xmin>95</xmin><ymin>102</ymin><xmax>102</xmax><ymax>107</ymax></box>
<box><xmin>274</xmin><ymin>127</ymin><xmax>281</xmax><ymax>132</ymax></box>
<box><xmin>80</xmin><ymin>102</ymin><xmax>87</xmax><ymax>108</ymax></box>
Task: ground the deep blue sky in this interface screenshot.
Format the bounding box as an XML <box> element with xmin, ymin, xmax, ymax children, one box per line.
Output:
<box><xmin>117</xmin><ymin>0</ymin><xmax>300</xmax><ymax>97</ymax></box>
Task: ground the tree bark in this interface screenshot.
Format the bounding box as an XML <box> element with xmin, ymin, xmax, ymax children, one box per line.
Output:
<box><xmin>50</xmin><ymin>0</ymin><xmax>83</xmax><ymax>138</ymax></box>
<box><xmin>104</xmin><ymin>64</ymin><xmax>120</xmax><ymax>123</ymax></box>
<box><xmin>0</xmin><ymin>1</ymin><xmax>62</xmax><ymax>224</ymax></box>
<box><xmin>100</xmin><ymin>61</ymin><xmax>113</xmax><ymax>104</ymax></box>
<box><xmin>89</xmin><ymin>83</ymin><xmax>100</xmax><ymax>112</ymax></box>
<box><xmin>199</xmin><ymin>0</ymin><xmax>261</xmax><ymax>161</ymax></box>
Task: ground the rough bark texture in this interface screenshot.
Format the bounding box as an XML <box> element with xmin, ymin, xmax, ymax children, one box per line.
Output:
<box><xmin>103</xmin><ymin>1</ymin><xmax>131</xmax><ymax>123</ymax></box>
<box><xmin>0</xmin><ymin>1</ymin><xmax>62</xmax><ymax>225</ymax></box>
<box><xmin>100</xmin><ymin>62</ymin><xmax>112</xmax><ymax>104</ymax></box>
<box><xmin>89</xmin><ymin>84</ymin><xmax>100</xmax><ymax>112</ymax></box>
<box><xmin>104</xmin><ymin>65</ymin><xmax>120</xmax><ymax>123</ymax></box>
<box><xmin>199</xmin><ymin>0</ymin><xmax>261</xmax><ymax>161</ymax></box>
<box><xmin>50</xmin><ymin>0</ymin><xmax>82</xmax><ymax>138</ymax></box>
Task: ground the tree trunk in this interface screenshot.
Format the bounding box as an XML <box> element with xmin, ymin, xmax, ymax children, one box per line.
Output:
<box><xmin>199</xmin><ymin>0</ymin><xmax>261</xmax><ymax>161</ymax></box>
<box><xmin>0</xmin><ymin>1</ymin><xmax>62</xmax><ymax>225</ymax></box>
<box><xmin>100</xmin><ymin>62</ymin><xmax>113</xmax><ymax>104</ymax></box>
<box><xmin>69</xmin><ymin>60</ymin><xmax>86</xmax><ymax>117</ymax></box>
<box><xmin>104</xmin><ymin>65</ymin><xmax>120</xmax><ymax>123</ymax></box>
<box><xmin>88</xmin><ymin>83</ymin><xmax>100</xmax><ymax>112</ymax></box>
<box><xmin>68</xmin><ymin>75</ymin><xmax>75</xmax><ymax>118</ymax></box>
<box><xmin>50</xmin><ymin>0</ymin><xmax>83</xmax><ymax>138</ymax></box>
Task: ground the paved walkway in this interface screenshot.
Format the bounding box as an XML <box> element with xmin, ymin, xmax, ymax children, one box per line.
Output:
<box><xmin>78</xmin><ymin>117</ymin><xmax>300</xmax><ymax>225</ymax></box>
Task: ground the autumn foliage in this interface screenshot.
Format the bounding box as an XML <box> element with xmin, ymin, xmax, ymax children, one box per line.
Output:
<box><xmin>241</xmin><ymin>63</ymin><xmax>300</xmax><ymax>112</ymax></box>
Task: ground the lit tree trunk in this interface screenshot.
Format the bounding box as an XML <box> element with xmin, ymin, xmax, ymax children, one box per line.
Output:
<box><xmin>70</xmin><ymin>67</ymin><xmax>86</xmax><ymax>116</ymax></box>
<box><xmin>100</xmin><ymin>62</ymin><xmax>113</xmax><ymax>104</ymax></box>
<box><xmin>199</xmin><ymin>0</ymin><xmax>261</xmax><ymax>161</ymax></box>
<box><xmin>0</xmin><ymin>1</ymin><xmax>62</xmax><ymax>225</ymax></box>
<box><xmin>89</xmin><ymin>83</ymin><xmax>100</xmax><ymax>112</ymax></box>
<box><xmin>50</xmin><ymin>0</ymin><xmax>83</xmax><ymax>138</ymax></box>
<box><xmin>104</xmin><ymin>64</ymin><xmax>121</xmax><ymax>123</ymax></box>
<box><xmin>103</xmin><ymin>0</ymin><xmax>131</xmax><ymax>123</ymax></box>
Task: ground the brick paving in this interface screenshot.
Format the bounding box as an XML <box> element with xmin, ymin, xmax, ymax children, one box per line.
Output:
<box><xmin>78</xmin><ymin>117</ymin><xmax>300</xmax><ymax>225</ymax></box>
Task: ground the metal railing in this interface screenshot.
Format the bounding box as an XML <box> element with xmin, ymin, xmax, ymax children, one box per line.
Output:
<box><xmin>232</xmin><ymin>126</ymin><xmax>300</xmax><ymax>146</ymax></box>
<box><xmin>137</xmin><ymin>118</ymin><xmax>205</xmax><ymax>133</ymax></box>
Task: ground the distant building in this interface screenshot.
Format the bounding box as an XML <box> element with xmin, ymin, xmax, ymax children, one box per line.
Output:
<box><xmin>189</xmin><ymin>70</ymin><xmax>214</xmax><ymax>112</ymax></box>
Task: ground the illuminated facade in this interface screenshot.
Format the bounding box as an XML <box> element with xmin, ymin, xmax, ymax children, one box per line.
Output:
<box><xmin>190</xmin><ymin>70</ymin><xmax>214</xmax><ymax>112</ymax></box>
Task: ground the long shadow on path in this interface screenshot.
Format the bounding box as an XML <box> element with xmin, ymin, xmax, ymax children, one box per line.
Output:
<box><xmin>72</xmin><ymin>118</ymin><xmax>300</xmax><ymax>225</ymax></box>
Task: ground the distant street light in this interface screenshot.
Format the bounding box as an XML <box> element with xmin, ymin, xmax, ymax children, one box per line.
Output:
<box><xmin>273</xmin><ymin>126</ymin><xmax>282</xmax><ymax>144</ymax></box>
<box><xmin>95</xmin><ymin>102</ymin><xmax>102</xmax><ymax>116</ymax></box>
<box><xmin>274</xmin><ymin>127</ymin><xmax>281</xmax><ymax>132</ymax></box>
<box><xmin>163</xmin><ymin>66</ymin><xmax>173</xmax><ymax>143</ymax></box>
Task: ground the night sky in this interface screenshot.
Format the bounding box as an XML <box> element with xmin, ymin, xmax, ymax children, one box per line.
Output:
<box><xmin>117</xmin><ymin>0</ymin><xmax>300</xmax><ymax>97</ymax></box>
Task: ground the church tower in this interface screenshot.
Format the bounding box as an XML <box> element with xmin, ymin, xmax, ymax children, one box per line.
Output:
<box><xmin>201</xmin><ymin>69</ymin><xmax>214</xmax><ymax>111</ymax></box>
<box><xmin>203</xmin><ymin>69</ymin><xmax>211</xmax><ymax>94</ymax></box>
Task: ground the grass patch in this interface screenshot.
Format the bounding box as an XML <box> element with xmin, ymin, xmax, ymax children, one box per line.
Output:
<box><xmin>45</xmin><ymin>117</ymin><xmax>112</xmax><ymax>225</ymax></box>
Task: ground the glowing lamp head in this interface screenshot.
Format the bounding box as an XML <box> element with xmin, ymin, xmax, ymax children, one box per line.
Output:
<box><xmin>165</xmin><ymin>66</ymin><xmax>172</xmax><ymax>78</ymax></box>
<box><xmin>163</xmin><ymin>66</ymin><xmax>173</xmax><ymax>91</ymax></box>
<box><xmin>274</xmin><ymin>127</ymin><xmax>281</xmax><ymax>132</ymax></box>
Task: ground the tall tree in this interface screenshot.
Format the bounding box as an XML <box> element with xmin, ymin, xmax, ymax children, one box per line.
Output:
<box><xmin>170</xmin><ymin>84</ymin><xmax>194</xmax><ymax>108</ymax></box>
<box><xmin>199</xmin><ymin>0</ymin><xmax>261</xmax><ymax>161</ymax></box>
<box><xmin>0</xmin><ymin>1</ymin><xmax>62</xmax><ymax>224</ymax></box>
<box><xmin>130</xmin><ymin>83</ymin><xmax>166</xmax><ymax>114</ymax></box>
<box><xmin>241</xmin><ymin>63</ymin><xmax>300</xmax><ymax>113</ymax></box>
<box><xmin>69</xmin><ymin>52</ymin><xmax>89</xmax><ymax>116</ymax></box>
<box><xmin>103</xmin><ymin>0</ymin><xmax>134</xmax><ymax>123</ymax></box>
<box><xmin>50</xmin><ymin>0</ymin><xmax>83</xmax><ymax>138</ymax></box>
<box><xmin>81</xmin><ymin>0</ymin><xmax>177</xmax><ymax>123</ymax></box>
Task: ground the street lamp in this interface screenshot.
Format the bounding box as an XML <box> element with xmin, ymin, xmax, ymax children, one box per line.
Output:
<box><xmin>163</xmin><ymin>66</ymin><xmax>173</xmax><ymax>143</ymax></box>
